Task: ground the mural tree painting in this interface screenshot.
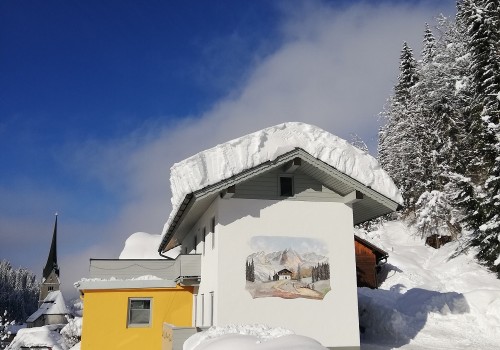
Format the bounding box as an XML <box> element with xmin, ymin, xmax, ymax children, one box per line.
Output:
<box><xmin>245</xmin><ymin>259</ymin><xmax>255</xmax><ymax>282</ymax></box>
<box><xmin>312</xmin><ymin>262</ymin><xmax>330</xmax><ymax>283</ymax></box>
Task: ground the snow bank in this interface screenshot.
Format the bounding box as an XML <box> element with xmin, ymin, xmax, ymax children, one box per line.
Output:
<box><xmin>6</xmin><ymin>325</ymin><xmax>68</xmax><ymax>350</ymax></box>
<box><xmin>163</xmin><ymin>122</ymin><xmax>402</xmax><ymax>239</ymax></box>
<box><xmin>184</xmin><ymin>325</ymin><xmax>327</xmax><ymax>350</ymax></box>
<box><xmin>358</xmin><ymin>221</ymin><xmax>500</xmax><ymax>349</ymax></box>
<box><xmin>119</xmin><ymin>232</ymin><xmax>163</xmax><ymax>259</ymax></box>
<box><xmin>119</xmin><ymin>231</ymin><xmax>181</xmax><ymax>259</ymax></box>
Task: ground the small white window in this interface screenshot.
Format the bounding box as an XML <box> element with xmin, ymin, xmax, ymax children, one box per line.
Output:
<box><xmin>201</xmin><ymin>294</ymin><xmax>205</xmax><ymax>326</ymax></box>
<box><xmin>193</xmin><ymin>294</ymin><xmax>198</xmax><ymax>326</ymax></box>
<box><xmin>211</xmin><ymin>217</ymin><xmax>216</xmax><ymax>249</ymax></box>
<box><xmin>128</xmin><ymin>298</ymin><xmax>152</xmax><ymax>327</ymax></box>
<box><xmin>210</xmin><ymin>292</ymin><xmax>214</xmax><ymax>326</ymax></box>
<box><xmin>202</xmin><ymin>227</ymin><xmax>206</xmax><ymax>255</ymax></box>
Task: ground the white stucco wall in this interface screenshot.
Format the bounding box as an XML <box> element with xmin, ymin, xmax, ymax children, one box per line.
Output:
<box><xmin>214</xmin><ymin>198</ymin><xmax>360</xmax><ymax>348</ymax></box>
<box><xmin>182</xmin><ymin>199</ymin><xmax>218</xmax><ymax>327</ymax></box>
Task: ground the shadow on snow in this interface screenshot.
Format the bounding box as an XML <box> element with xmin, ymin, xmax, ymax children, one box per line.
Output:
<box><xmin>358</xmin><ymin>286</ymin><xmax>470</xmax><ymax>349</ymax></box>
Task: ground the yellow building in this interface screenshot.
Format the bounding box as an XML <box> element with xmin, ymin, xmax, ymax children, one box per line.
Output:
<box><xmin>76</xmin><ymin>257</ymin><xmax>200</xmax><ymax>350</ymax></box>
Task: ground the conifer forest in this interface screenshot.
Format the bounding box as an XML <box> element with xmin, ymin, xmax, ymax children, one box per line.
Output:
<box><xmin>378</xmin><ymin>0</ymin><xmax>500</xmax><ymax>276</ymax></box>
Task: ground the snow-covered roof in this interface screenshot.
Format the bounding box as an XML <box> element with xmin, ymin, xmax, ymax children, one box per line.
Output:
<box><xmin>6</xmin><ymin>324</ymin><xmax>67</xmax><ymax>350</ymax></box>
<box><xmin>161</xmin><ymin>122</ymin><xmax>402</xmax><ymax>243</ymax></box>
<box><xmin>26</xmin><ymin>291</ymin><xmax>68</xmax><ymax>323</ymax></box>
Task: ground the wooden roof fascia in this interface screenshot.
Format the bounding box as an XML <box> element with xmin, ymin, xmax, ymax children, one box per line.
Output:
<box><xmin>354</xmin><ymin>235</ymin><xmax>389</xmax><ymax>262</ymax></box>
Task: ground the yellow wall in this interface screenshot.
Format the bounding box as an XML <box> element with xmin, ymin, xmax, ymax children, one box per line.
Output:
<box><xmin>81</xmin><ymin>286</ymin><xmax>193</xmax><ymax>350</ymax></box>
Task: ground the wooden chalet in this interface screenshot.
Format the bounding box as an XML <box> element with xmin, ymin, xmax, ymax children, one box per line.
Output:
<box><xmin>276</xmin><ymin>269</ymin><xmax>293</xmax><ymax>280</ymax></box>
<box><xmin>354</xmin><ymin>236</ymin><xmax>388</xmax><ymax>289</ymax></box>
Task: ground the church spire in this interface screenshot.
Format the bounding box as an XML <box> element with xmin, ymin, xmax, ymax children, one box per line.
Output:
<box><xmin>42</xmin><ymin>213</ymin><xmax>60</xmax><ymax>280</ymax></box>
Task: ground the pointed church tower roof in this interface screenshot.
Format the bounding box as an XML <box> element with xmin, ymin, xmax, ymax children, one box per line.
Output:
<box><xmin>42</xmin><ymin>214</ymin><xmax>60</xmax><ymax>280</ymax></box>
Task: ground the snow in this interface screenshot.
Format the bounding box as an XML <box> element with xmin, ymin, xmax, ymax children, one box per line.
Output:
<box><xmin>10</xmin><ymin>220</ymin><xmax>500</xmax><ymax>349</ymax></box>
<box><xmin>358</xmin><ymin>221</ymin><xmax>500</xmax><ymax>349</ymax></box>
<box><xmin>75</xmin><ymin>275</ymin><xmax>162</xmax><ymax>285</ymax></box>
<box><xmin>6</xmin><ymin>325</ymin><xmax>68</xmax><ymax>350</ymax></box>
<box><xmin>60</xmin><ymin>317</ymin><xmax>82</xmax><ymax>349</ymax></box>
<box><xmin>162</xmin><ymin>122</ymin><xmax>403</xmax><ymax>239</ymax></box>
<box><xmin>69</xmin><ymin>342</ymin><xmax>81</xmax><ymax>350</ymax></box>
<box><xmin>119</xmin><ymin>231</ymin><xmax>180</xmax><ymax>259</ymax></box>
<box><xmin>183</xmin><ymin>325</ymin><xmax>327</xmax><ymax>350</ymax></box>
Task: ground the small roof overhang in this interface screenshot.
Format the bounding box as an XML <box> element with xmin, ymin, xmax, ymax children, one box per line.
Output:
<box><xmin>159</xmin><ymin>148</ymin><xmax>401</xmax><ymax>253</ymax></box>
<box><xmin>354</xmin><ymin>235</ymin><xmax>389</xmax><ymax>262</ymax></box>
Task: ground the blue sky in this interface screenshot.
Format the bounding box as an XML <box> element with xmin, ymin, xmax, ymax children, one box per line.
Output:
<box><xmin>0</xmin><ymin>0</ymin><xmax>454</xmax><ymax>298</ymax></box>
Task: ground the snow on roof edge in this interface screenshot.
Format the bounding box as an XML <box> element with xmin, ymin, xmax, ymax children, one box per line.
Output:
<box><xmin>161</xmin><ymin>122</ymin><xmax>402</xmax><ymax>241</ymax></box>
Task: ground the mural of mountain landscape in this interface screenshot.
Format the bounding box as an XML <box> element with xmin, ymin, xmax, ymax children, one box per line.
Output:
<box><xmin>245</xmin><ymin>236</ymin><xmax>331</xmax><ymax>300</ymax></box>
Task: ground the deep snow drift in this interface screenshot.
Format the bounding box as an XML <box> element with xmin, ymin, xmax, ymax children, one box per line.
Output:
<box><xmin>358</xmin><ymin>221</ymin><xmax>500</xmax><ymax>350</ymax></box>
<box><xmin>162</xmin><ymin>122</ymin><xmax>403</xmax><ymax>240</ymax></box>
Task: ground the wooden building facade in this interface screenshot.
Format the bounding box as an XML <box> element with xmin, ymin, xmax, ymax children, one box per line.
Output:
<box><xmin>354</xmin><ymin>236</ymin><xmax>388</xmax><ymax>289</ymax></box>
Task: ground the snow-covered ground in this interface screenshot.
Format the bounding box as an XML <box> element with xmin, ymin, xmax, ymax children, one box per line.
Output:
<box><xmin>8</xmin><ymin>220</ymin><xmax>500</xmax><ymax>349</ymax></box>
<box><xmin>358</xmin><ymin>221</ymin><xmax>500</xmax><ymax>350</ymax></box>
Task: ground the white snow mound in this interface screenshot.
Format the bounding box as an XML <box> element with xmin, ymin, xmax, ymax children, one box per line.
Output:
<box><xmin>163</xmin><ymin>122</ymin><xmax>402</xmax><ymax>238</ymax></box>
<box><xmin>183</xmin><ymin>324</ymin><xmax>327</xmax><ymax>350</ymax></box>
<box><xmin>119</xmin><ymin>232</ymin><xmax>180</xmax><ymax>259</ymax></box>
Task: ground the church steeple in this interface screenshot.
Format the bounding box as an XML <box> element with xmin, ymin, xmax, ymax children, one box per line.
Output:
<box><xmin>39</xmin><ymin>214</ymin><xmax>61</xmax><ymax>306</ymax></box>
<box><xmin>43</xmin><ymin>214</ymin><xmax>60</xmax><ymax>280</ymax></box>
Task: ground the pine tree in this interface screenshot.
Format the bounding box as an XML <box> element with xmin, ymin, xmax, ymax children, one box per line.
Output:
<box><xmin>379</xmin><ymin>42</ymin><xmax>424</xmax><ymax>213</ymax></box>
<box><xmin>457</xmin><ymin>0</ymin><xmax>500</xmax><ymax>274</ymax></box>
<box><xmin>422</xmin><ymin>23</ymin><xmax>436</xmax><ymax>64</ymax></box>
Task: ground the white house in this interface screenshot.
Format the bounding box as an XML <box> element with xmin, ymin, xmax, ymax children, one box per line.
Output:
<box><xmin>158</xmin><ymin>122</ymin><xmax>402</xmax><ymax>349</ymax></box>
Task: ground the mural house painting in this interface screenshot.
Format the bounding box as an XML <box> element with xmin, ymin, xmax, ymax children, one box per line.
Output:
<box><xmin>245</xmin><ymin>236</ymin><xmax>331</xmax><ymax>300</ymax></box>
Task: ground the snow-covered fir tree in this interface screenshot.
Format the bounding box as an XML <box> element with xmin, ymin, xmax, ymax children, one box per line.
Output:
<box><xmin>460</xmin><ymin>0</ymin><xmax>500</xmax><ymax>276</ymax></box>
<box><xmin>379</xmin><ymin>42</ymin><xmax>423</xmax><ymax>213</ymax></box>
<box><xmin>378</xmin><ymin>0</ymin><xmax>500</xmax><ymax>276</ymax></box>
<box><xmin>0</xmin><ymin>260</ymin><xmax>39</xmax><ymax>323</ymax></box>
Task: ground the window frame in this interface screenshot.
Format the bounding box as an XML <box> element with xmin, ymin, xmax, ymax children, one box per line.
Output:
<box><xmin>127</xmin><ymin>297</ymin><xmax>152</xmax><ymax>328</ymax></box>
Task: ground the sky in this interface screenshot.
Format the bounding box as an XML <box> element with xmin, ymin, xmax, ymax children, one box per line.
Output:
<box><xmin>0</xmin><ymin>0</ymin><xmax>455</xmax><ymax>299</ymax></box>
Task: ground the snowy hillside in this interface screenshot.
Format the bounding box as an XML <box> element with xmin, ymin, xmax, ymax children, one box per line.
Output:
<box><xmin>358</xmin><ymin>221</ymin><xmax>500</xmax><ymax>350</ymax></box>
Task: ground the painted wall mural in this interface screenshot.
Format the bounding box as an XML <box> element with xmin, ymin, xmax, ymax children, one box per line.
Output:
<box><xmin>245</xmin><ymin>236</ymin><xmax>331</xmax><ymax>300</ymax></box>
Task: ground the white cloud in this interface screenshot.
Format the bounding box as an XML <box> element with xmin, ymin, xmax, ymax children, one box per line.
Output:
<box><xmin>1</xmin><ymin>1</ymin><xmax>456</xmax><ymax>300</ymax></box>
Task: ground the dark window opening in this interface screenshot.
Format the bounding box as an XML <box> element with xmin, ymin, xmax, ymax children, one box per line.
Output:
<box><xmin>280</xmin><ymin>176</ymin><xmax>294</xmax><ymax>196</ymax></box>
